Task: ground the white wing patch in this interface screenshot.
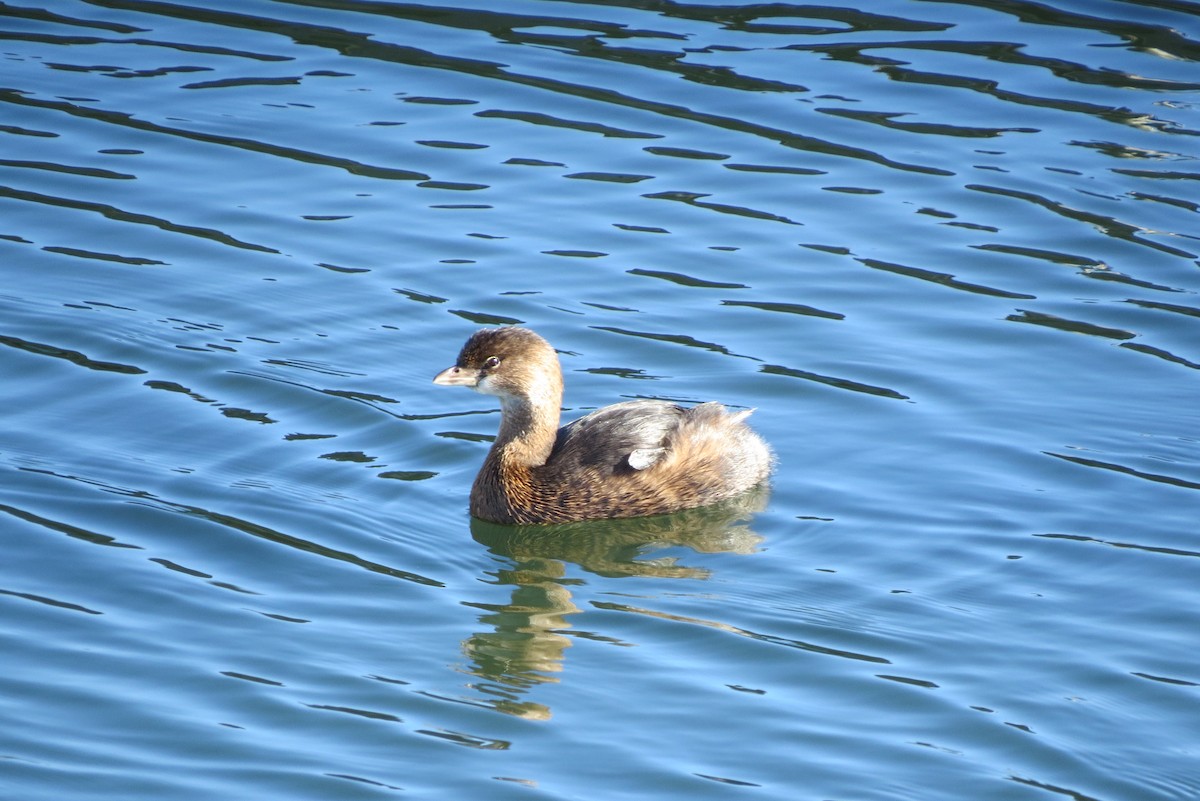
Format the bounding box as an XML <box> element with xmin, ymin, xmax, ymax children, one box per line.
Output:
<box><xmin>627</xmin><ymin>447</ymin><xmax>667</xmax><ymax>470</ymax></box>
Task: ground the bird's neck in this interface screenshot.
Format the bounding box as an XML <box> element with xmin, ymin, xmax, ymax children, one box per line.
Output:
<box><xmin>489</xmin><ymin>386</ymin><xmax>561</xmax><ymax>469</ymax></box>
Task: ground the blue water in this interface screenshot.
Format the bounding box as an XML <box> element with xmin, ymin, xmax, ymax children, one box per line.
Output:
<box><xmin>2</xmin><ymin>1</ymin><xmax>1199</xmax><ymax>798</ymax></box>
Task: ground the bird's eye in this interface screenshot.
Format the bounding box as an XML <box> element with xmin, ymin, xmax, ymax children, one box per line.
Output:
<box><xmin>483</xmin><ymin>356</ymin><xmax>501</xmax><ymax>369</ymax></box>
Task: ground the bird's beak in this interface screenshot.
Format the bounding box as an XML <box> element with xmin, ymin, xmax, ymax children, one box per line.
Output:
<box><xmin>433</xmin><ymin>365</ymin><xmax>480</xmax><ymax>387</ymax></box>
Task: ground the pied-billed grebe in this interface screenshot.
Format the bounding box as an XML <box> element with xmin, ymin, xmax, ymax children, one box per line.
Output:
<box><xmin>433</xmin><ymin>327</ymin><xmax>773</xmax><ymax>524</ymax></box>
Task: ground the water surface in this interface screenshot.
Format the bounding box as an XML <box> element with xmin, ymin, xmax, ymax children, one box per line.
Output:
<box><xmin>2</xmin><ymin>1</ymin><xmax>1199</xmax><ymax>799</ymax></box>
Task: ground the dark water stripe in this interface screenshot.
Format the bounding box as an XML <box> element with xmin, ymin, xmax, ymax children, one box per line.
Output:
<box><xmin>42</xmin><ymin>246</ymin><xmax>167</xmax><ymax>266</ymax></box>
<box><xmin>968</xmin><ymin>183</ymin><xmax>1199</xmax><ymax>260</ymax></box>
<box><xmin>1006</xmin><ymin>310</ymin><xmax>1136</xmax><ymax>340</ymax></box>
<box><xmin>0</xmin><ymin>503</ymin><xmax>143</xmax><ymax>549</ymax></box>
<box><xmin>643</xmin><ymin>191</ymin><xmax>804</xmax><ymax>225</ymax></box>
<box><xmin>629</xmin><ymin>268</ymin><xmax>747</xmax><ymax>289</ymax></box>
<box><xmin>818</xmin><ymin>106</ymin><xmax>1038</xmax><ymax>138</ymax></box>
<box><xmin>0</xmin><ymin>159</ymin><xmax>134</xmax><ymax>180</ymax></box>
<box><xmin>0</xmin><ymin>588</ymin><xmax>103</xmax><ymax>615</ymax></box>
<box><xmin>0</xmin><ymin>182</ymin><xmax>278</xmax><ymax>254</ymax></box>
<box><xmin>1037</xmin><ymin>532</ymin><xmax>1200</xmax><ymax>559</ymax></box>
<box><xmin>0</xmin><ymin>30</ymin><xmax>291</xmax><ymax>61</ymax></box>
<box><xmin>0</xmin><ymin>3</ymin><xmax>144</xmax><ymax>33</ymax></box>
<box><xmin>1124</xmin><ymin>299</ymin><xmax>1200</xmax><ymax>319</ymax></box>
<box><xmin>591</xmin><ymin>325</ymin><xmax>759</xmax><ymax>360</ymax></box>
<box><xmin>0</xmin><ymin>91</ymin><xmax>429</xmax><ymax>183</ymax></box>
<box><xmin>760</xmin><ymin>363</ymin><xmax>910</xmax><ymax>400</ymax></box>
<box><xmin>721</xmin><ymin>300</ymin><xmax>845</xmax><ymax>320</ymax></box>
<box><xmin>1119</xmin><ymin>342</ymin><xmax>1200</xmax><ymax>371</ymax></box>
<box><xmin>0</xmin><ymin>333</ymin><xmax>147</xmax><ymax>373</ymax></box>
<box><xmin>860</xmin><ymin>257</ymin><xmax>1036</xmax><ymax>299</ymax></box>
<box><xmin>1045</xmin><ymin>452</ymin><xmax>1200</xmax><ymax>492</ymax></box>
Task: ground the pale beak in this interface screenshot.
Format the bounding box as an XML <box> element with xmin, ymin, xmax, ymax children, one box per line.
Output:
<box><xmin>433</xmin><ymin>365</ymin><xmax>480</xmax><ymax>387</ymax></box>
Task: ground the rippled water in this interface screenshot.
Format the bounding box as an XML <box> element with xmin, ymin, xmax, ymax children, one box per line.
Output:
<box><xmin>3</xmin><ymin>1</ymin><xmax>1199</xmax><ymax>799</ymax></box>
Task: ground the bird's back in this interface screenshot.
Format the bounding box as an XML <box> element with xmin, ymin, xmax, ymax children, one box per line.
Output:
<box><xmin>497</xmin><ymin>400</ymin><xmax>773</xmax><ymax>523</ymax></box>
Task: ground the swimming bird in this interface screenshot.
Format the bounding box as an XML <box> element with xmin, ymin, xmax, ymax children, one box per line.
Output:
<box><xmin>433</xmin><ymin>327</ymin><xmax>773</xmax><ymax>524</ymax></box>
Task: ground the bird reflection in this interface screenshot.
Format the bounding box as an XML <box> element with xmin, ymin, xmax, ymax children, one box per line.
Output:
<box><xmin>459</xmin><ymin>486</ymin><xmax>768</xmax><ymax>718</ymax></box>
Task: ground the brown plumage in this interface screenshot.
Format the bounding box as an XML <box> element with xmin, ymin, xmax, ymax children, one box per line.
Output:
<box><xmin>433</xmin><ymin>327</ymin><xmax>773</xmax><ymax>525</ymax></box>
